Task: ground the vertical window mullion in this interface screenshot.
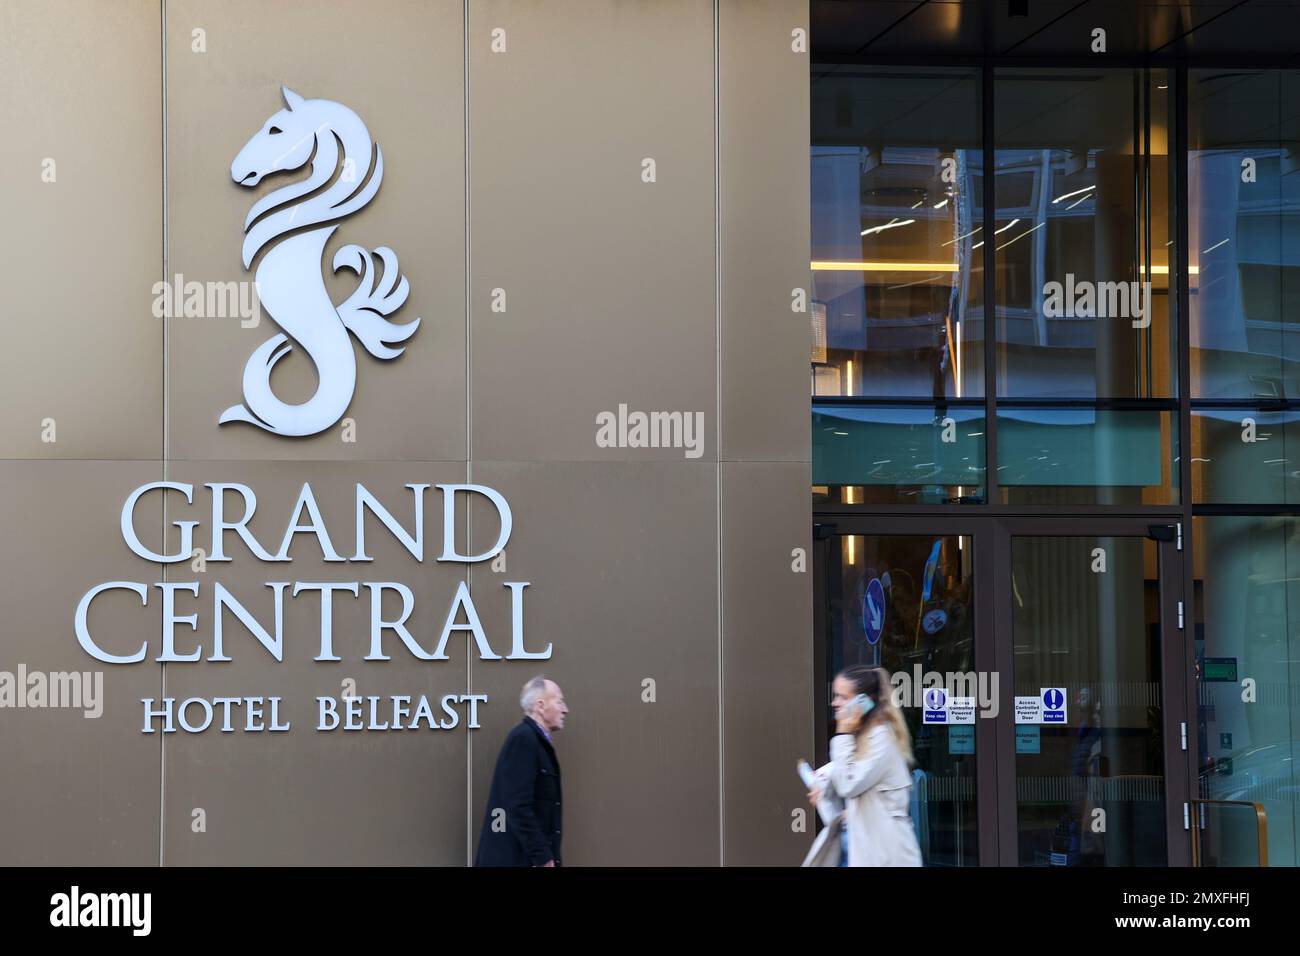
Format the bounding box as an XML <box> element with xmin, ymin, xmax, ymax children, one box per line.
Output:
<box><xmin>984</xmin><ymin>61</ymin><xmax>998</xmax><ymax>508</ymax></box>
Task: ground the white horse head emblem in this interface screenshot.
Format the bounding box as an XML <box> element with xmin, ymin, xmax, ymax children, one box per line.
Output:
<box><xmin>221</xmin><ymin>87</ymin><xmax>420</xmax><ymax>436</ymax></box>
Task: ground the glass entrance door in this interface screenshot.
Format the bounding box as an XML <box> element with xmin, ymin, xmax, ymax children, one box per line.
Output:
<box><xmin>814</xmin><ymin>519</ymin><xmax>996</xmax><ymax>866</ymax></box>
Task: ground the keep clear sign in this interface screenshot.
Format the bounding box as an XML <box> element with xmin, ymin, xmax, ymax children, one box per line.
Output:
<box><xmin>923</xmin><ymin>691</ymin><xmax>975</xmax><ymax>725</ymax></box>
<box><xmin>1041</xmin><ymin>687</ymin><xmax>1067</xmax><ymax>723</ymax></box>
<box><xmin>923</xmin><ymin>688</ymin><xmax>948</xmax><ymax>724</ymax></box>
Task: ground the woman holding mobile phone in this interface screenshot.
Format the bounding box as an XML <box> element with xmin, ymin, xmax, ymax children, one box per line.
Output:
<box><xmin>802</xmin><ymin>665</ymin><xmax>922</xmax><ymax>867</ymax></box>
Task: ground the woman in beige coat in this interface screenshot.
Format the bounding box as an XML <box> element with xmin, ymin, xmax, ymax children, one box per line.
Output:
<box><xmin>803</xmin><ymin>665</ymin><xmax>923</xmax><ymax>867</ymax></box>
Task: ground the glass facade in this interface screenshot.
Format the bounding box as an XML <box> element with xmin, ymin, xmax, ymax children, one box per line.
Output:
<box><xmin>1189</xmin><ymin>70</ymin><xmax>1300</xmax><ymax>399</ymax></box>
<box><xmin>994</xmin><ymin>69</ymin><xmax>1175</xmax><ymax>400</ymax></box>
<box><xmin>811</xmin><ymin>66</ymin><xmax>984</xmax><ymax>401</ymax></box>
<box><xmin>813</xmin><ymin>64</ymin><xmax>1181</xmax><ymax>509</ymax></box>
<box><xmin>813</xmin><ymin>62</ymin><xmax>1300</xmax><ymax>867</ymax></box>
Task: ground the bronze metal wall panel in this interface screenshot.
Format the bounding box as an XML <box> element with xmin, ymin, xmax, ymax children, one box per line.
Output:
<box><xmin>720</xmin><ymin>460</ymin><xmax>814</xmax><ymax>865</ymax></box>
<box><xmin>468</xmin><ymin>0</ymin><xmax>717</xmax><ymax>463</ymax></box>
<box><xmin>720</xmin><ymin>0</ymin><xmax>812</xmax><ymax>463</ymax></box>
<box><xmin>0</xmin><ymin>462</ymin><xmax>164</xmax><ymax>863</ymax></box>
<box><xmin>0</xmin><ymin>0</ymin><xmax>162</xmax><ymax>459</ymax></box>
<box><xmin>466</xmin><ymin>461</ymin><xmax>721</xmax><ymax>866</ymax></box>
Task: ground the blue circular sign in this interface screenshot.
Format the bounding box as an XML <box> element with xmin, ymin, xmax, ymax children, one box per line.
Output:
<box><xmin>1043</xmin><ymin>688</ymin><xmax>1064</xmax><ymax>710</ymax></box>
<box><xmin>922</xmin><ymin>608</ymin><xmax>948</xmax><ymax>634</ymax></box>
<box><xmin>862</xmin><ymin>577</ymin><xmax>886</xmax><ymax>645</ymax></box>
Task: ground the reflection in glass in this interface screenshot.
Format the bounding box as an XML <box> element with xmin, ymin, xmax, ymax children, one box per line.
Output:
<box><xmin>1190</xmin><ymin>71</ymin><xmax>1300</xmax><ymax>398</ymax></box>
<box><xmin>811</xmin><ymin>66</ymin><xmax>983</xmax><ymax>399</ymax></box>
<box><xmin>824</xmin><ymin>533</ymin><xmax>977</xmax><ymax>866</ymax></box>
<box><xmin>1193</xmin><ymin>516</ymin><xmax>1300</xmax><ymax>867</ymax></box>
<box><xmin>997</xmin><ymin>407</ymin><xmax>1178</xmax><ymax>505</ymax></box>
<box><xmin>1012</xmin><ymin>536</ymin><xmax>1166</xmax><ymax>866</ymax></box>
<box><xmin>1192</xmin><ymin>801</ymin><xmax>1269</xmax><ymax>867</ymax></box>
<box><xmin>813</xmin><ymin>403</ymin><xmax>985</xmax><ymax>505</ymax></box>
<box><xmin>995</xmin><ymin>69</ymin><xmax>1174</xmax><ymax>398</ymax></box>
<box><xmin>1192</xmin><ymin>407</ymin><xmax>1300</xmax><ymax>503</ymax></box>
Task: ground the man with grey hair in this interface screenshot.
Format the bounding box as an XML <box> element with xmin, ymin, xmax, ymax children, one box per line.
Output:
<box><xmin>474</xmin><ymin>676</ymin><xmax>568</xmax><ymax>867</ymax></box>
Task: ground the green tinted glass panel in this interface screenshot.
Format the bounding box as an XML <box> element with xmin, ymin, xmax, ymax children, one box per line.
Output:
<box><xmin>813</xmin><ymin>404</ymin><xmax>985</xmax><ymax>488</ymax></box>
<box><xmin>997</xmin><ymin>408</ymin><xmax>1178</xmax><ymax>504</ymax></box>
<box><xmin>1192</xmin><ymin>408</ymin><xmax>1300</xmax><ymax>504</ymax></box>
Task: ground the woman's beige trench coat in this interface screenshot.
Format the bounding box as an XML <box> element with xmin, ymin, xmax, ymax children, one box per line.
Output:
<box><xmin>802</xmin><ymin>722</ymin><xmax>923</xmax><ymax>867</ymax></box>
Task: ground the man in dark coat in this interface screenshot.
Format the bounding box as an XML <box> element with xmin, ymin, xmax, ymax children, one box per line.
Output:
<box><xmin>475</xmin><ymin>677</ymin><xmax>568</xmax><ymax>867</ymax></box>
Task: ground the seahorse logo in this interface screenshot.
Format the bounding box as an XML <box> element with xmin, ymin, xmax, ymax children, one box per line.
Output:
<box><xmin>221</xmin><ymin>87</ymin><xmax>420</xmax><ymax>436</ymax></box>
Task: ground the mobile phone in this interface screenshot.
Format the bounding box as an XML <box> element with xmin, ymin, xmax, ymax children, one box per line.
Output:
<box><xmin>852</xmin><ymin>693</ymin><xmax>875</xmax><ymax>717</ymax></box>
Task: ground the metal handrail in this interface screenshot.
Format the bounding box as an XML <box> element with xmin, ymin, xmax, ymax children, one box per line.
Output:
<box><xmin>1190</xmin><ymin>799</ymin><xmax>1268</xmax><ymax>867</ymax></box>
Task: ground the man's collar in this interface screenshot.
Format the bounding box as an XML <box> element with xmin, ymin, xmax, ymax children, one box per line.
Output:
<box><xmin>524</xmin><ymin>715</ymin><xmax>553</xmax><ymax>745</ymax></box>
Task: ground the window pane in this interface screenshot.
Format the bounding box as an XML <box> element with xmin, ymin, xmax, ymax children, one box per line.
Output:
<box><xmin>1189</xmin><ymin>70</ymin><xmax>1300</xmax><ymax>398</ymax></box>
<box><xmin>1194</xmin><ymin>516</ymin><xmax>1300</xmax><ymax>867</ymax></box>
<box><xmin>1192</xmin><ymin>407</ymin><xmax>1300</xmax><ymax>504</ymax></box>
<box><xmin>995</xmin><ymin>69</ymin><xmax>1174</xmax><ymax>398</ymax></box>
<box><xmin>997</xmin><ymin>407</ymin><xmax>1178</xmax><ymax>505</ymax></box>
<box><xmin>811</xmin><ymin>66</ymin><xmax>983</xmax><ymax>399</ymax></box>
<box><xmin>813</xmin><ymin>403</ymin><xmax>985</xmax><ymax>505</ymax></box>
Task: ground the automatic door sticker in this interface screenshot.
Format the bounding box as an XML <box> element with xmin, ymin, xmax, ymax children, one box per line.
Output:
<box><xmin>1016</xmin><ymin>725</ymin><xmax>1040</xmax><ymax>754</ymax></box>
<box><xmin>948</xmin><ymin>726</ymin><xmax>974</xmax><ymax>754</ymax></box>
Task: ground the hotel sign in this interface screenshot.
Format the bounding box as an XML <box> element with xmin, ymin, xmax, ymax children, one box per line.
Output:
<box><xmin>71</xmin><ymin>91</ymin><xmax>538</xmax><ymax>735</ymax></box>
<box><xmin>74</xmin><ymin>482</ymin><xmax>543</xmax><ymax>734</ymax></box>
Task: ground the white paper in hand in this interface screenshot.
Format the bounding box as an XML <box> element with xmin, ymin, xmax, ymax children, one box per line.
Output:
<box><xmin>802</xmin><ymin>760</ymin><xmax>841</xmax><ymax>826</ymax></box>
<box><xmin>797</xmin><ymin>759</ymin><xmax>816</xmax><ymax>790</ymax></box>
